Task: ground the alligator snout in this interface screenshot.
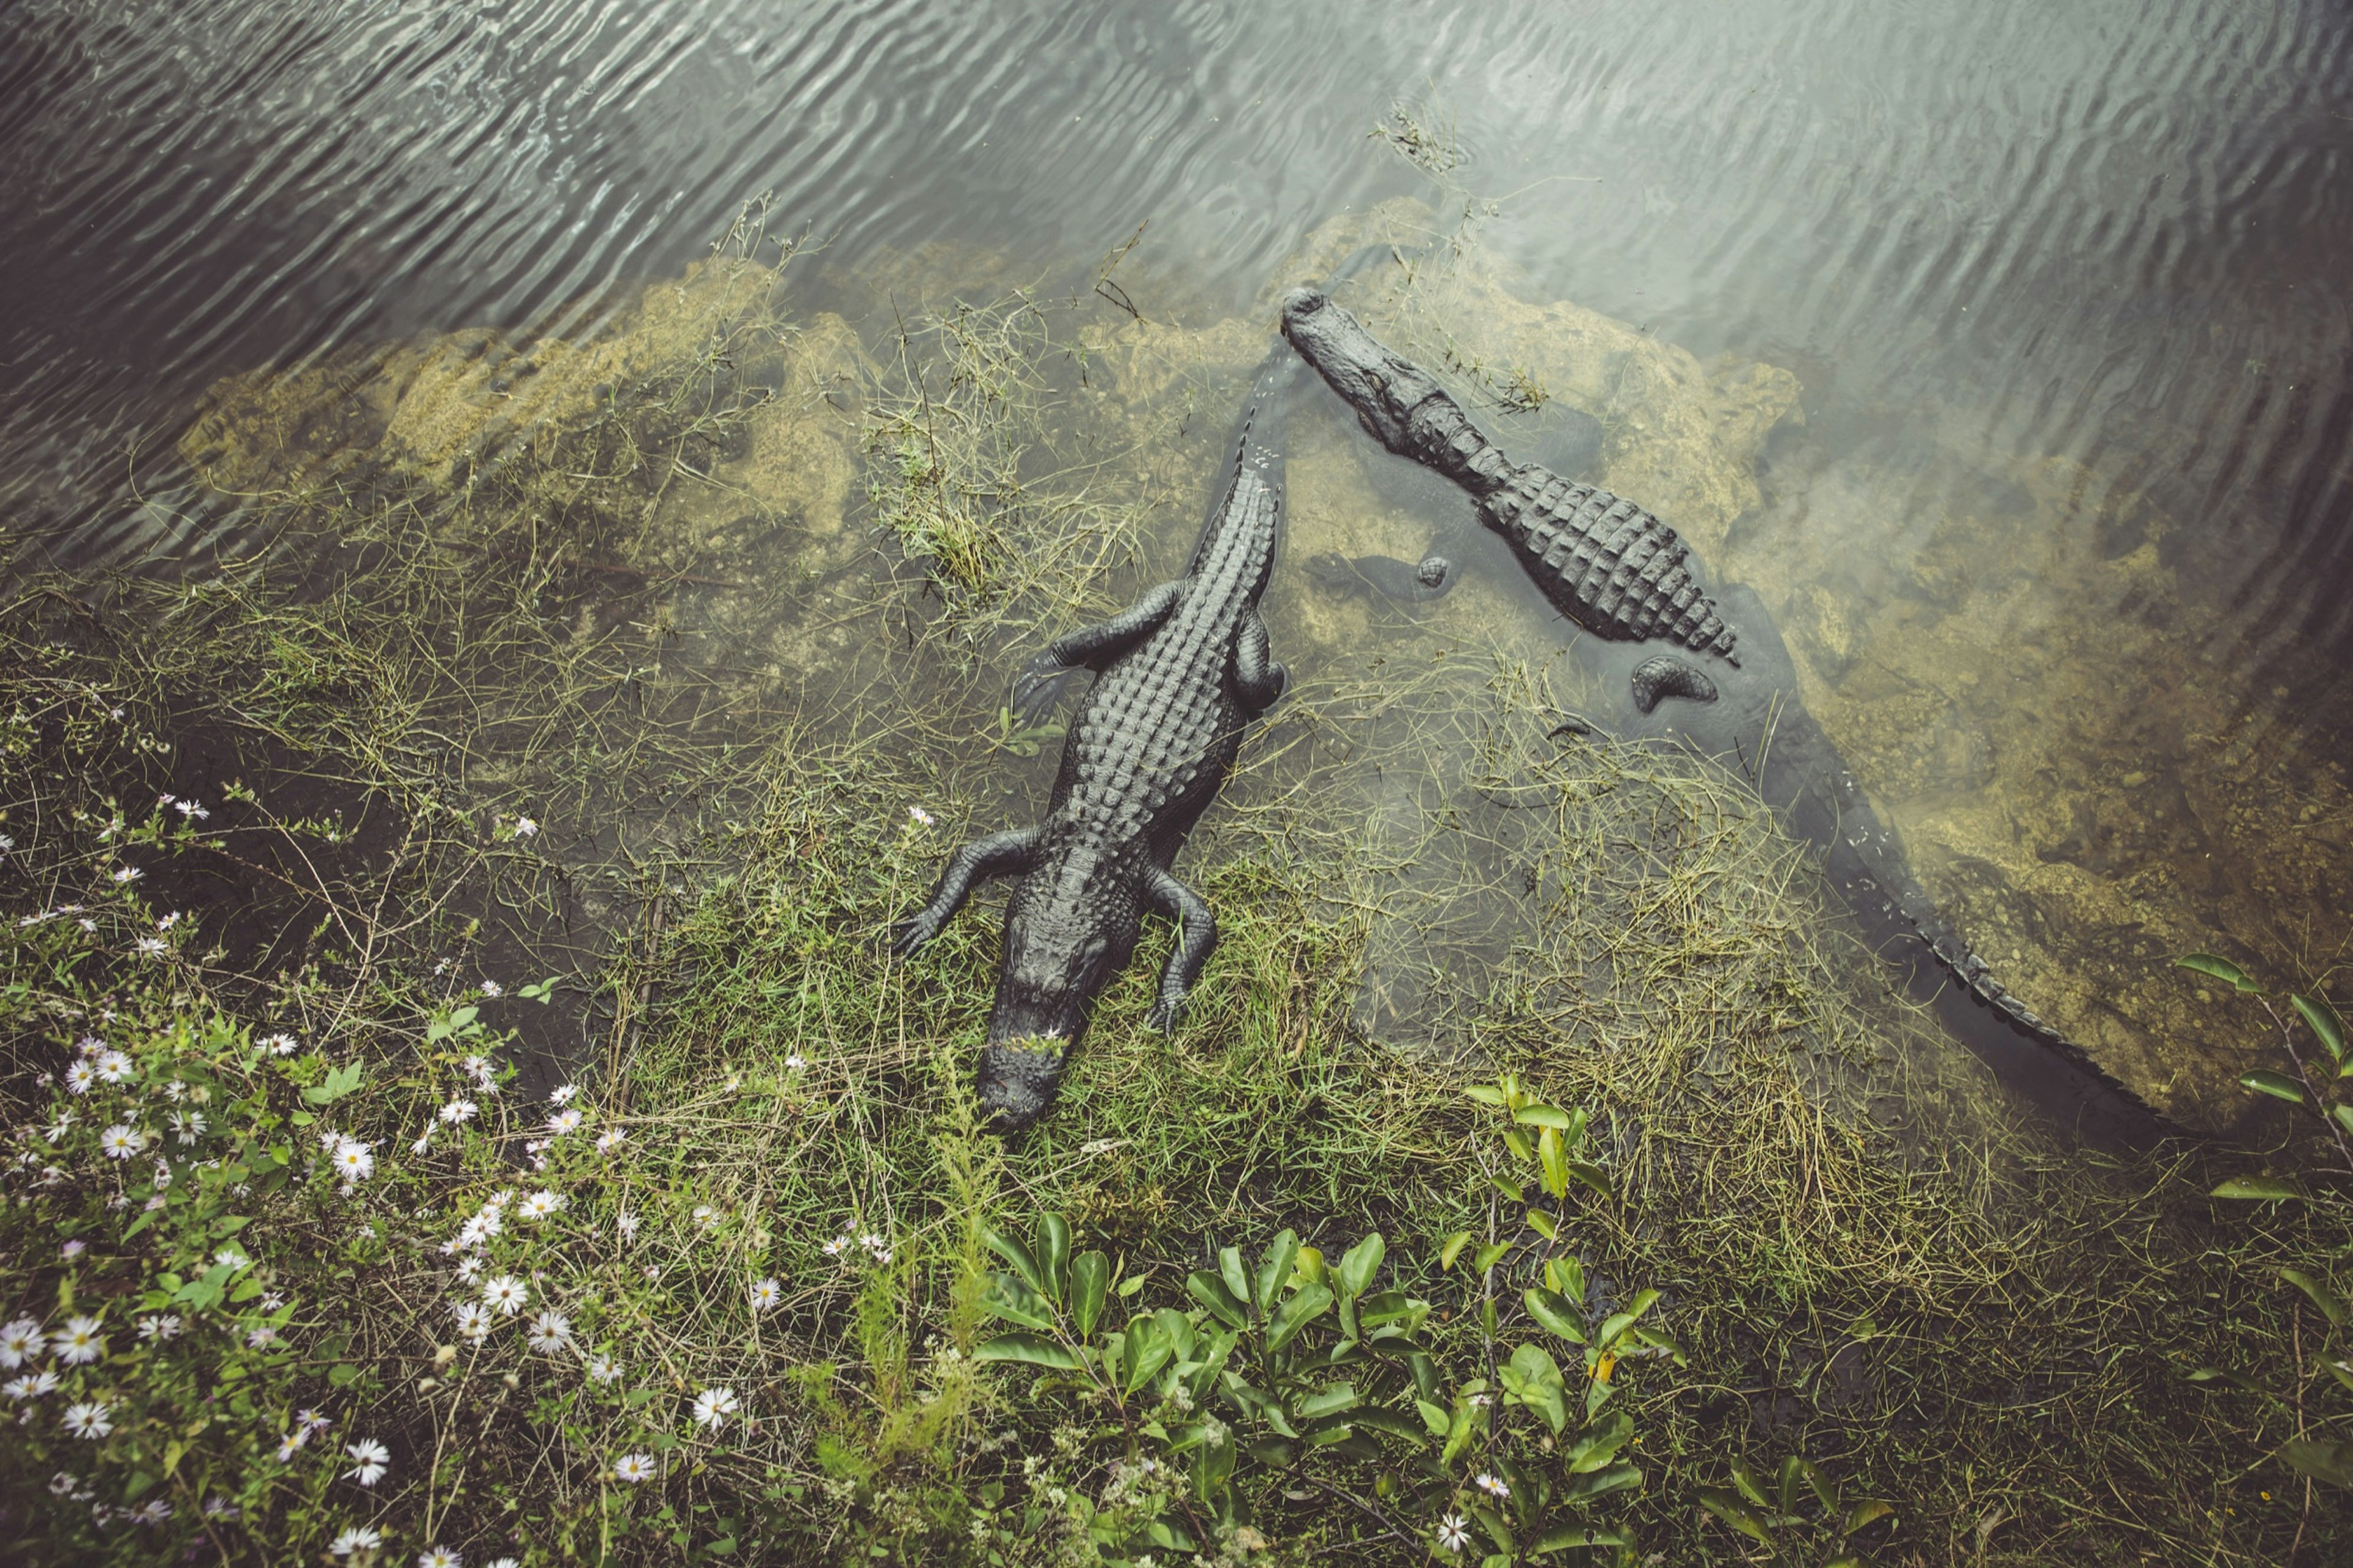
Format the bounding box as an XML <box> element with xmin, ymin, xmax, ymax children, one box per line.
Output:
<box><xmin>976</xmin><ymin>1042</ymin><xmax>1063</xmax><ymax>1132</ymax></box>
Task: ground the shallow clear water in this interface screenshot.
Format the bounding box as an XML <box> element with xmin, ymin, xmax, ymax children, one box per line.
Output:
<box><xmin>5</xmin><ymin>0</ymin><xmax>2351</xmax><ymax>1127</ymax></box>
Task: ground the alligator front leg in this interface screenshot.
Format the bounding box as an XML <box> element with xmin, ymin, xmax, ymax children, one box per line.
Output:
<box><xmin>892</xmin><ymin>826</ymin><xmax>1044</xmax><ymax>957</ymax></box>
<box><xmin>1142</xmin><ymin>863</ymin><xmax>1218</xmax><ymax>1031</ymax></box>
<box><xmin>1012</xmin><ymin>581</ymin><xmax>1184</xmax><ymax>726</ymax></box>
<box><xmin>1231</xmin><ymin>605</ymin><xmax>1289</xmax><ymax>714</ymax></box>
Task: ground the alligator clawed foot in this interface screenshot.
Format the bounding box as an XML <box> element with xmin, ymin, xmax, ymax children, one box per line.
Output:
<box><xmin>1010</xmin><ymin>654</ymin><xmax>1077</xmax><ymax>730</ymax></box>
<box><xmin>1146</xmin><ymin>996</ymin><xmax>1185</xmax><ymax>1033</ymax></box>
<box><xmin>889</xmin><ymin>913</ymin><xmax>939</xmax><ymax>959</ymax></box>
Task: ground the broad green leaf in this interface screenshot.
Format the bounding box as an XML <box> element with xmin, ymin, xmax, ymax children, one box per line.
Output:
<box><xmin>2292</xmin><ymin>994</ymin><xmax>2347</xmax><ymax>1060</ymax></box>
<box><xmin>1154</xmin><ymin>1308</ymin><xmax>1197</xmax><ymax>1366</ymax></box>
<box><xmin>2239</xmin><ymin>1069</ymin><xmax>2306</xmax><ymax>1104</ymax></box>
<box><xmin>1525</xmin><ymin>1287</ymin><xmax>1587</xmax><ymax>1344</ymax></box>
<box><xmin>1501</xmin><ymin>1126</ymin><xmax>1535</xmax><ymax>1163</ymax></box>
<box><xmin>1538</xmin><ymin>1125</ymin><xmax>1569</xmax><ymax>1200</ymax></box>
<box><xmin>1116</xmin><ymin>1272</ymin><xmax>1147</xmax><ymax>1298</ymax></box>
<box><xmin>1218</xmin><ymin>1245</ymin><xmax>1251</xmax><ymax>1308</ymax></box>
<box><xmin>1534</xmin><ymin>1524</ymin><xmax>1631</xmax><ymax>1553</ymax></box>
<box><xmin>1564</xmin><ymin>1159</ymin><xmax>1613</xmax><ymax>1200</ymax></box>
<box><xmin>1070</xmin><ymin>1251</ymin><xmax>1110</xmax><ymax>1338</ymax></box>
<box><xmin>1561</xmin><ymin>1462</ymin><xmax>1642</xmax><ymax>1502</ymax></box>
<box><xmin>1187</xmin><ymin>1270</ymin><xmax>1249</xmax><ymax>1330</ymax></box>
<box><xmin>1473</xmin><ymin>1241</ymin><xmax>1512</xmax><ymax>1272</ymax></box>
<box><xmin>2279</xmin><ymin>1437</ymin><xmax>2353</xmax><ymax>1487</ymax></box>
<box><xmin>1545</xmin><ymin>1256</ymin><xmax>1586</xmax><ymax>1301</ymax></box>
<box><xmin>1463</xmin><ymin>1084</ymin><xmax>1509</xmax><ymax>1107</ymax></box>
<box><xmin>1843</xmin><ymin>1499</ymin><xmax>1898</xmax><ymax>1535</ymax></box>
<box><xmin>972</xmin><ymin>1333</ymin><xmax>1082</xmax><ymax>1371</ymax></box>
<box><xmin>1439</xmin><ymin>1230</ymin><xmax>1473</xmax><ymax>1270</ymax></box>
<box><xmin>1504</xmin><ymin>1343</ymin><xmax>1567</xmax><ymax>1434</ymax></box>
<box><xmin>1337</xmin><ymin>1233</ymin><xmax>1385</xmax><ymax>1301</ymax></box>
<box><xmin>2325</xmin><ymin>1357</ymin><xmax>2353</xmax><ymax>1396</ymax></box>
<box><xmin>2336</xmin><ymin>1105</ymin><xmax>2353</xmax><ymax>1137</ymax></box>
<box><xmin>1698</xmin><ymin>1488</ymin><xmax>1772</xmax><ymax>1544</ymax></box>
<box><xmin>1347</xmin><ymin>1407</ymin><xmax>1427</xmax><ymax>1444</ymax></box>
<box><xmin>1490</xmin><ymin>1173</ymin><xmax>1526</xmax><ymax>1204</ymax></box>
<box><xmin>1119</xmin><ymin>1314</ymin><xmax>1174</xmax><ymax>1395</ymax></box>
<box><xmin>1439</xmin><ymin>1403</ymin><xmax>1476</xmax><ymax>1466</ymax></box>
<box><xmin>327</xmin><ymin>1364</ymin><xmax>361</xmax><ymax>1388</ymax></box>
<box><xmin>1266</xmin><ymin>1282</ymin><xmax>1333</xmax><ymax>1355</ymax></box>
<box><xmin>1254</xmin><ymin>1231</ymin><xmax>1302</xmax><ymax>1314</ymax></box>
<box><xmin>1146</xmin><ymin>1520</ymin><xmax>1197</xmax><ymax>1553</ymax></box>
<box><xmin>1035</xmin><ymin>1214</ymin><xmax>1072</xmax><ymax>1303</ymax></box>
<box><xmin>2212</xmin><ymin>1176</ymin><xmax>2303</xmax><ymax>1202</ymax></box>
<box><xmin>979</xmin><ymin>1273</ymin><xmax>1056</xmax><ymax>1333</ymax></box>
<box><xmin>1566</xmin><ymin>1409</ymin><xmax>1632</xmax><ymax>1473</ymax></box>
<box><xmin>1294</xmin><ymin>1245</ymin><xmax>1327</xmax><ymax>1287</ymax></box>
<box><xmin>2281</xmin><ymin>1268</ymin><xmax>2351</xmax><ymax>1328</ymax></box>
<box><xmin>1731</xmin><ymin>1462</ymin><xmax>1770</xmax><ymax>1509</ymax></box>
<box><xmin>1513</xmin><ymin>1104</ymin><xmax>1574</xmax><ymax>1129</ymax></box>
<box><xmin>1471</xmin><ymin>1503</ymin><xmax>1514</xmax><ymax>1555</ymax></box>
<box><xmin>1415</xmin><ymin>1397</ymin><xmax>1450</xmax><ymax>1435</ymax></box>
<box><xmin>984</xmin><ymin>1229</ymin><xmax>1048</xmax><ymax>1298</ymax></box>
<box><xmin>1297</xmin><ymin>1383</ymin><xmax>1359</xmax><ymax>1420</ymax></box>
<box><xmin>1525</xmin><ymin>1208</ymin><xmax>1559</xmax><ymax>1241</ymax></box>
<box><xmin>1597</xmin><ymin>1289</ymin><xmax>1661</xmax><ymax>1349</ymax></box>
<box><xmin>2177</xmin><ymin>952</ymin><xmax>2258</xmax><ymax>991</ymax></box>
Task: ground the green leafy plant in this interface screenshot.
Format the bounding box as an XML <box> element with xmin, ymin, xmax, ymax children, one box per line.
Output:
<box><xmin>2180</xmin><ymin>952</ymin><xmax>2353</xmax><ymax>1487</ymax></box>
<box><xmin>1697</xmin><ymin>1455</ymin><xmax>1895</xmax><ymax>1567</ymax></box>
<box><xmin>971</xmin><ymin>1078</ymin><xmax>1689</xmax><ymax>1565</ymax></box>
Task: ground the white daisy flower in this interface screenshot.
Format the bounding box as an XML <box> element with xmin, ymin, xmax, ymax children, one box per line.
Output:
<box><xmin>417</xmin><ymin>1546</ymin><xmax>462</xmax><ymax>1568</ymax></box>
<box><xmin>690</xmin><ymin>1387</ymin><xmax>740</xmax><ymax>1428</ymax></box>
<box><xmin>452</xmin><ymin>1301</ymin><xmax>491</xmax><ymax>1341</ymax></box>
<box><xmin>61</xmin><ymin>1401</ymin><xmax>112</xmax><ymax>1439</ymax></box>
<box><xmin>64</xmin><ymin>1062</ymin><xmax>96</xmax><ymax>1094</ymax></box>
<box><xmin>612</xmin><ymin>1452</ymin><xmax>656</xmax><ymax>1482</ymax></box>
<box><xmin>137</xmin><ymin>1315</ymin><xmax>182</xmax><ymax>1342</ymax></box>
<box><xmin>585</xmin><ymin>1352</ymin><xmax>621</xmax><ymax>1383</ymax></box>
<box><xmin>548</xmin><ymin>1083</ymin><xmax>576</xmax><ymax>1105</ymax></box>
<box><xmin>135</xmin><ymin>937</ymin><xmax>168</xmax><ymax>957</ymax></box>
<box><xmin>482</xmin><ymin>1276</ymin><xmax>528</xmax><ymax>1316</ymax></box>
<box><xmin>246</xmin><ymin>1326</ymin><xmax>279</xmax><ymax>1349</ymax></box>
<box><xmin>784</xmin><ymin>1053</ymin><xmax>806</xmax><ymax>1069</ymax></box>
<box><xmin>439</xmin><ymin>1099</ymin><xmax>478</xmax><ymax>1124</ymax></box>
<box><xmin>908</xmin><ymin>805</ymin><xmax>935</xmax><ymax>827</ymax></box>
<box><xmin>615</xmin><ymin>1211</ymin><xmax>638</xmax><ymax>1239</ymax></box>
<box><xmin>329</xmin><ymin>1526</ymin><xmax>382</xmax><ymax>1557</ymax></box>
<box><xmin>691</xmin><ymin>1204</ymin><xmax>719</xmax><ymax>1230</ymax></box>
<box><xmin>595</xmin><ymin>1129</ymin><xmax>628</xmax><ymax>1154</ymax></box>
<box><xmin>94</xmin><ymin>1050</ymin><xmax>133</xmax><ymax>1081</ymax></box>
<box><xmin>456</xmin><ymin>1256</ymin><xmax>483</xmax><ymax>1282</ymax></box>
<box><xmin>6</xmin><ymin>1373</ymin><xmax>52</xmax><ymax>1400</ymax></box>
<box><xmin>513</xmin><ymin>817</ymin><xmax>539</xmax><ymax>838</ymax></box>
<box><xmin>331</xmin><ymin>1140</ymin><xmax>375</xmax><ymax>1182</ymax></box>
<box><xmin>170</xmin><ymin>1110</ymin><xmax>205</xmax><ymax>1144</ymax></box>
<box><xmin>214</xmin><ymin>1247</ymin><xmax>251</xmax><ymax>1271</ymax></box>
<box><xmin>518</xmin><ymin>1191</ymin><xmax>564</xmax><ymax>1222</ymax></box>
<box><xmin>547</xmin><ymin>1109</ymin><xmax>582</xmax><ymax>1136</ymax></box>
<box><xmin>526</xmin><ymin>1311</ymin><xmax>571</xmax><ymax>1353</ymax></box>
<box><xmin>344</xmin><ymin>1438</ymin><xmax>390</xmax><ymax>1486</ymax></box>
<box><xmin>1473</xmin><ymin>1472</ymin><xmax>1509</xmax><ymax>1499</ymax></box>
<box><xmin>55</xmin><ymin>1316</ymin><xmax>105</xmax><ymax>1365</ymax></box>
<box><xmin>0</xmin><ymin>1319</ymin><xmax>45</xmax><ymax>1367</ymax></box>
<box><xmin>1436</xmin><ymin>1513</ymin><xmax>1471</xmax><ymax>1554</ymax></box>
<box><xmin>411</xmin><ymin>1134</ymin><xmax>434</xmax><ymax>1155</ymax></box>
<box><xmin>749</xmin><ymin>1278</ymin><xmax>782</xmax><ymax>1312</ymax></box>
<box><xmin>99</xmin><ymin>1124</ymin><xmax>145</xmax><ymax>1160</ymax></box>
<box><xmin>277</xmin><ymin>1428</ymin><xmax>309</xmax><ymax>1461</ymax></box>
<box><xmin>260</xmin><ymin>1034</ymin><xmax>299</xmax><ymax>1056</ymax></box>
<box><xmin>479</xmin><ymin>980</ymin><xmax>502</xmax><ymax>998</ymax></box>
<box><xmin>112</xmin><ymin>865</ymin><xmax>142</xmax><ymax>884</ymax></box>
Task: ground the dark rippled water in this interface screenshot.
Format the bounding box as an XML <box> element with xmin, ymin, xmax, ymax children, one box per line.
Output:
<box><xmin>6</xmin><ymin>0</ymin><xmax>2347</xmax><ymax>609</ymax></box>
<box><xmin>3</xmin><ymin>0</ymin><xmax>2351</xmax><ymax>1121</ymax></box>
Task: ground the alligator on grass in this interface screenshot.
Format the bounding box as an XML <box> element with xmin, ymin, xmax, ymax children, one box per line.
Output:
<box><xmin>1279</xmin><ymin>288</ymin><xmax>2161</xmax><ymax>1142</ymax></box>
<box><xmin>891</xmin><ymin>349</ymin><xmax>1300</xmax><ymax>1131</ymax></box>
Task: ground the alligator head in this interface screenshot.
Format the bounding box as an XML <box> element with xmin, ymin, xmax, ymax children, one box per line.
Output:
<box><xmin>1280</xmin><ymin>289</ymin><xmax>1512</xmax><ymax>492</ymax></box>
<box><xmin>978</xmin><ymin>871</ymin><xmax>1141</xmax><ymax>1129</ymax></box>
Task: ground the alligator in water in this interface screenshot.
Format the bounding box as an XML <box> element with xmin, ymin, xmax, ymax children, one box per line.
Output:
<box><xmin>1279</xmin><ymin>287</ymin><xmax>2161</xmax><ymax>1141</ymax></box>
<box><xmin>891</xmin><ymin>348</ymin><xmax>1300</xmax><ymax>1131</ymax></box>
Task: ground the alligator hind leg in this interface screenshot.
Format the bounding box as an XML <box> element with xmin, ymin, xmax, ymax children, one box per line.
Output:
<box><xmin>1142</xmin><ymin>864</ymin><xmax>1218</xmax><ymax>1031</ymax></box>
<box><xmin>1232</xmin><ymin>605</ymin><xmax>1288</xmax><ymax>714</ymax></box>
<box><xmin>892</xmin><ymin>826</ymin><xmax>1044</xmax><ymax>957</ymax></box>
<box><xmin>1012</xmin><ymin>581</ymin><xmax>1183</xmax><ymax>725</ymax></box>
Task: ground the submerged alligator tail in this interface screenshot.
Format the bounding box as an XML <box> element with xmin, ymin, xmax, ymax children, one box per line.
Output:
<box><xmin>891</xmin><ymin>346</ymin><xmax>1302</xmax><ymax>1131</ymax></box>
<box><xmin>1279</xmin><ymin>287</ymin><xmax>2158</xmax><ymax>1137</ymax></box>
